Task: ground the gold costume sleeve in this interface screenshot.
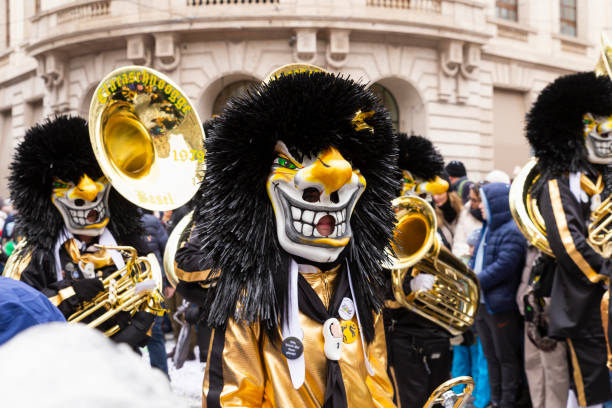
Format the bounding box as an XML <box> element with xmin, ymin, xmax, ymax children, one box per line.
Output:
<box><xmin>203</xmin><ymin>319</ymin><xmax>265</xmax><ymax>407</ymax></box>
<box><xmin>366</xmin><ymin>312</ymin><xmax>396</xmax><ymax>408</ymax></box>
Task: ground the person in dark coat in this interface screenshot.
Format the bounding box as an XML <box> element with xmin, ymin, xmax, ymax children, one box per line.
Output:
<box><xmin>470</xmin><ymin>182</ymin><xmax>527</xmax><ymax>408</ymax></box>
<box><xmin>141</xmin><ymin>210</ymin><xmax>169</xmax><ymax>376</ymax></box>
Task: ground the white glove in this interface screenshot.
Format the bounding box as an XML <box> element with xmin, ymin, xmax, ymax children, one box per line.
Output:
<box><xmin>450</xmin><ymin>334</ymin><xmax>464</xmax><ymax>346</ymax></box>
<box><xmin>134</xmin><ymin>279</ymin><xmax>157</xmax><ymax>295</ymax></box>
<box><xmin>409</xmin><ymin>273</ymin><xmax>435</xmax><ymax>293</ymax></box>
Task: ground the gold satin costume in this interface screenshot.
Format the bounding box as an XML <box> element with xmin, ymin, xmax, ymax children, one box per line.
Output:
<box><xmin>202</xmin><ymin>266</ymin><xmax>395</xmax><ymax>408</ymax></box>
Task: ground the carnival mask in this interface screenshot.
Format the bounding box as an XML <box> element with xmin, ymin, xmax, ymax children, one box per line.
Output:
<box><xmin>266</xmin><ymin>141</ymin><xmax>366</xmax><ymax>263</ymax></box>
<box><xmin>51</xmin><ymin>174</ymin><xmax>111</xmax><ymax>236</ymax></box>
<box><xmin>401</xmin><ymin>170</ymin><xmax>448</xmax><ymax>197</ymax></box>
<box><xmin>583</xmin><ymin>113</ymin><xmax>612</xmax><ymax>164</ymax></box>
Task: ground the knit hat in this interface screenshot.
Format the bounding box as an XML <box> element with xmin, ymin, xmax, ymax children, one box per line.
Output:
<box><xmin>445</xmin><ymin>160</ymin><xmax>467</xmax><ymax>178</ymax></box>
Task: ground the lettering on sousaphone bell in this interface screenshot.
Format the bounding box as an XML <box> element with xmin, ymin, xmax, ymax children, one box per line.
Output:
<box><xmin>136</xmin><ymin>191</ymin><xmax>176</xmax><ymax>206</ymax></box>
<box><xmin>97</xmin><ymin>68</ymin><xmax>192</xmax><ymax>115</ymax></box>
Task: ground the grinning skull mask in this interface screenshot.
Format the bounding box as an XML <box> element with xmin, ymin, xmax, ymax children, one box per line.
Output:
<box><xmin>267</xmin><ymin>141</ymin><xmax>366</xmax><ymax>263</ymax></box>
<box><xmin>583</xmin><ymin>113</ymin><xmax>612</xmax><ymax>164</ymax></box>
<box><xmin>51</xmin><ymin>174</ymin><xmax>111</xmax><ymax>236</ymax></box>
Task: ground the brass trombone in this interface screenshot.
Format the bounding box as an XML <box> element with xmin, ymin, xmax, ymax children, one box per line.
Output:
<box><xmin>389</xmin><ymin>195</ymin><xmax>480</xmax><ymax>336</ymax></box>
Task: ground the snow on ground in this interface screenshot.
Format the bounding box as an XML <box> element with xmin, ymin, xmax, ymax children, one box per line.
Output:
<box><xmin>141</xmin><ymin>336</ymin><xmax>205</xmax><ymax>408</ymax></box>
<box><xmin>168</xmin><ymin>355</ymin><xmax>205</xmax><ymax>408</ymax></box>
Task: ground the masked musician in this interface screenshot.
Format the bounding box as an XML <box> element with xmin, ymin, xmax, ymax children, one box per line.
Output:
<box><xmin>384</xmin><ymin>133</ymin><xmax>457</xmax><ymax>408</ymax></box>
<box><xmin>6</xmin><ymin>115</ymin><xmax>156</xmax><ymax>348</ymax></box>
<box><xmin>525</xmin><ymin>72</ymin><xmax>612</xmax><ymax>407</ymax></box>
<box><xmin>174</xmin><ymin>66</ymin><xmax>398</xmax><ymax>407</ymax></box>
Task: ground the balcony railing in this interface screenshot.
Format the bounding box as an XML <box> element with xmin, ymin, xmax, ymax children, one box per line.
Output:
<box><xmin>56</xmin><ymin>0</ymin><xmax>110</xmax><ymax>24</ymax></box>
<box><xmin>366</xmin><ymin>0</ymin><xmax>441</xmax><ymax>12</ymax></box>
<box><xmin>187</xmin><ymin>0</ymin><xmax>277</xmax><ymax>5</ymax></box>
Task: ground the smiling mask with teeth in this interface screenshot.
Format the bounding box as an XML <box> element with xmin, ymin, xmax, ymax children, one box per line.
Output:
<box><xmin>267</xmin><ymin>141</ymin><xmax>366</xmax><ymax>263</ymax></box>
<box><xmin>584</xmin><ymin>113</ymin><xmax>612</xmax><ymax>164</ymax></box>
<box><xmin>51</xmin><ymin>174</ymin><xmax>111</xmax><ymax>236</ymax></box>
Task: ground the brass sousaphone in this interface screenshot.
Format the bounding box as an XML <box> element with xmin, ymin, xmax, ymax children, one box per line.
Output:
<box><xmin>389</xmin><ymin>195</ymin><xmax>480</xmax><ymax>336</ymax></box>
<box><xmin>67</xmin><ymin>66</ymin><xmax>206</xmax><ymax>332</ymax></box>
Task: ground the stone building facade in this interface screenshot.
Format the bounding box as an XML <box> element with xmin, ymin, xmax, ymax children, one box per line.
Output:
<box><xmin>0</xmin><ymin>0</ymin><xmax>609</xmax><ymax>197</ymax></box>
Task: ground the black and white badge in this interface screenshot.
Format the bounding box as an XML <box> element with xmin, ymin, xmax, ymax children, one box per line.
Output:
<box><xmin>282</xmin><ymin>336</ymin><xmax>304</xmax><ymax>360</ymax></box>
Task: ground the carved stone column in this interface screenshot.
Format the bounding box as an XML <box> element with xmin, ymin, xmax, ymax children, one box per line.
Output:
<box><xmin>127</xmin><ymin>35</ymin><xmax>153</xmax><ymax>66</ymax></box>
<box><xmin>293</xmin><ymin>28</ymin><xmax>317</xmax><ymax>64</ymax></box>
<box><xmin>438</xmin><ymin>40</ymin><xmax>482</xmax><ymax>104</ymax></box>
<box><xmin>36</xmin><ymin>52</ymin><xmax>69</xmax><ymax>114</ymax></box>
<box><xmin>154</xmin><ymin>33</ymin><xmax>180</xmax><ymax>72</ymax></box>
<box><xmin>326</xmin><ymin>29</ymin><xmax>350</xmax><ymax>69</ymax></box>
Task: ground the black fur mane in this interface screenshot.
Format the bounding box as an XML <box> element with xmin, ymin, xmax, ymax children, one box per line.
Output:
<box><xmin>192</xmin><ymin>72</ymin><xmax>400</xmax><ymax>342</ymax></box>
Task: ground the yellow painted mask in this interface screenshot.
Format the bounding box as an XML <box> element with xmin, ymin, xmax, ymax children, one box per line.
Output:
<box><xmin>401</xmin><ymin>170</ymin><xmax>448</xmax><ymax>197</ymax></box>
<box><xmin>51</xmin><ymin>174</ymin><xmax>111</xmax><ymax>236</ymax></box>
<box><xmin>266</xmin><ymin>141</ymin><xmax>366</xmax><ymax>263</ymax></box>
<box><xmin>584</xmin><ymin>112</ymin><xmax>612</xmax><ymax>164</ymax></box>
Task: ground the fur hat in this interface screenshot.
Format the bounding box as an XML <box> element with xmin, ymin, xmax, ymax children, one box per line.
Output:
<box><xmin>9</xmin><ymin>115</ymin><xmax>143</xmax><ymax>258</ymax></box>
<box><xmin>193</xmin><ymin>71</ymin><xmax>400</xmax><ymax>341</ymax></box>
<box><xmin>526</xmin><ymin>71</ymin><xmax>612</xmax><ymax>176</ymax></box>
<box><xmin>398</xmin><ymin>133</ymin><xmax>445</xmax><ymax>180</ymax></box>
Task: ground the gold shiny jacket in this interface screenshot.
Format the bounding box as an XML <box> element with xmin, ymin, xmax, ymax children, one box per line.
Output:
<box><xmin>202</xmin><ymin>267</ymin><xmax>395</xmax><ymax>408</ymax></box>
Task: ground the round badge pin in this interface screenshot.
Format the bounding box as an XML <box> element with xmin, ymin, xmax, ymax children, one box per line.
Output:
<box><xmin>341</xmin><ymin>320</ymin><xmax>358</xmax><ymax>344</ymax></box>
<box><xmin>338</xmin><ymin>297</ymin><xmax>355</xmax><ymax>321</ymax></box>
<box><xmin>282</xmin><ymin>336</ymin><xmax>304</xmax><ymax>360</ymax></box>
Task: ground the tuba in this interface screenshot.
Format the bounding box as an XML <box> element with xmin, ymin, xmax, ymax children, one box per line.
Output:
<box><xmin>68</xmin><ymin>66</ymin><xmax>205</xmax><ymax>332</ymax></box>
<box><xmin>389</xmin><ymin>195</ymin><xmax>480</xmax><ymax>336</ymax></box>
<box><xmin>163</xmin><ymin>210</ymin><xmax>194</xmax><ymax>288</ymax></box>
<box><xmin>509</xmin><ymin>158</ymin><xmax>554</xmax><ymax>257</ymax></box>
<box><xmin>510</xmin><ymin>158</ymin><xmax>610</xmax><ymax>275</ymax></box>
<box><xmin>588</xmin><ymin>194</ymin><xmax>612</xmax><ymax>258</ymax></box>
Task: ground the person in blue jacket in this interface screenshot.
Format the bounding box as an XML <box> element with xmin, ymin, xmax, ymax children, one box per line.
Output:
<box><xmin>469</xmin><ymin>182</ymin><xmax>527</xmax><ymax>408</ymax></box>
<box><xmin>0</xmin><ymin>276</ymin><xmax>66</xmax><ymax>346</ymax></box>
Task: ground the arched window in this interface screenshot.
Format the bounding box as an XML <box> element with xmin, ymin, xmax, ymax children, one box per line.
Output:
<box><xmin>212</xmin><ymin>80</ymin><xmax>258</xmax><ymax>117</ymax></box>
<box><xmin>370</xmin><ymin>83</ymin><xmax>399</xmax><ymax>131</ymax></box>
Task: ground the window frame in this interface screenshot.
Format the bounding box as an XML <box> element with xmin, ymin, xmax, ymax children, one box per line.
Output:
<box><xmin>559</xmin><ymin>0</ymin><xmax>577</xmax><ymax>37</ymax></box>
<box><xmin>495</xmin><ymin>0</ymin><xmax>518</xmax><ymax>22</ymax></box>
